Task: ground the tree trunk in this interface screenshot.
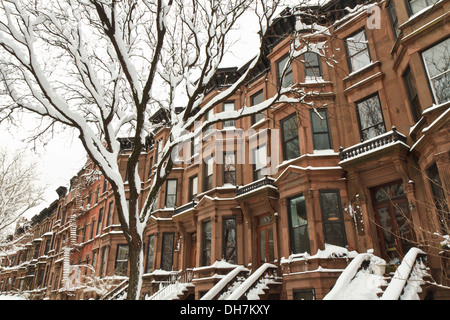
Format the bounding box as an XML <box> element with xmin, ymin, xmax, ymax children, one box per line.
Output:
<box><xmin>126</xmin><ymin>231</ymin><xmax>144</xmax><ymax>300</ymax></box>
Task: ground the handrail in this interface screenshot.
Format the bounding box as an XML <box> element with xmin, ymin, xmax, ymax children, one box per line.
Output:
<box><xmin>147</xmin><ymin>269</ymin><xmax>193</xmax><ymax>300</ymax></box>
<box><xmin>226</xmin><ymin>263</ymin><xmax>278</xmax><ymax>300</ymax></box>
<box><xmin>381</xmin><ymin>248</ymin><xmax>427</xmax><ymax>300</ymax></box>
<box><xmin>323</xmin><ymin>252</ymin><xmax>373</xmax><ymax>300</ymax></box>
<box><xmin>101</xmin><ymin>278</ymin><xmax>129</xmax><ymax>300</ymax></box>
<box><xmin>200</xmin><ymin>266</ymin><xmax>250</xmax><ymax>300</ymax></box>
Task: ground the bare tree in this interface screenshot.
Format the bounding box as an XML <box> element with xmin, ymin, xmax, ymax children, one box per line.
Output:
<box><xmin>0</xmin><ymin>0</ymin><xmax>334</xmax><ymax>299</ymax></box>
<box><xmin>0</xmin><ymin>148</ymin><xmax>45</xmax><ymax>237</ymax></box>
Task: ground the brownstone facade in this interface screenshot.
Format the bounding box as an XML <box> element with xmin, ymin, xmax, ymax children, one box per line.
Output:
<box><xmin>1</xmin><ymin>0</ymin><xmax>449</xmax><ymax>300</ymax></box>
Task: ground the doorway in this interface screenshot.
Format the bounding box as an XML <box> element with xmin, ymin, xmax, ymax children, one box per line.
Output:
<box><xmin>256</xmin><ymin>214</ymin><xmax>275</xmax><ymax>265</ymax></box>
<box><xmin>372</xmin><ymin>182</ymin><xmax>415</xmax><ymax>264</ymax></box>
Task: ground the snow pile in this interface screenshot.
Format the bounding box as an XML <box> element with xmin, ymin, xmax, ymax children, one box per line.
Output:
<box><xmin>281</xmin><ymin>243</ymin><xmax>359</xmax><ymax>264</ymax></box>
<box><xmin>381</xmin><ymin>248</ymin><xmax>428</xmax><ymax>300</ymax></box>
<box><xmin>201</xmin><ymin>265</ymin><xmax>249</xmax><ymax>300</ymax></box>
<box><xmin>146</xmin><ymin>281</ymin><xmax>189</xmax><ymax>300</ymax></box>
<box><xmin>226</xmin><ymin>263</ymin><xmax>277</xmax><ymax>300</ymax></box>
<box><xmin>323</xmin><ymin>251</ymin><xmax>386</xmax><ymax>300</ymax></box>
<box><xmin>0</xmin><ymin>293</ymin><xmax>29</xmax><ymax>300</ymax></box>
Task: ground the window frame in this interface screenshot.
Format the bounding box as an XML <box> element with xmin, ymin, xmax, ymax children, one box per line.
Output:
<box><xmin>303</xmin><ymin>51</ymin><xmax>323</xmax><ymax>79</ymax></box>
<box><xmin>319</xmin><ymin>190</ymin><xmax>347</xmax><ymax>248</ymax></box>
<box><xmin>281</xmin><ymin>114</ymin><xmax>300</xmax><ymax>161</ymax></box>
<box><xmin>202</xmin><ymin>220</ymin><xmax>212</xmax><ymax>266</ymax></box>
<box><xmin>251</xmin><ymin>90</ymin><xmax>265</xmax><ymax>125</ymax></box>
<box><xmin>165</xmin><ymin>179</ymin><xmax>178</xmax><ymax>208</ymax></box>
<box><xmin>114</xmin><ymin>244</ymin><xmax>129</xmax><ymax>276</ymax></box>
<box><xmin>96</xmin><ymin>207</ymin><xmax>104</xmax><ymax>236</ymax></box>
<box><xmin>161</xmin><ymin>232</ymin><xmax>175</xmax><ymax>271</ymax></box>
<box><xmin>355</xmin><ymin>93</ymin><xmax>386</xmax><ymax>141</ymax></box>
<box><xmin>145</xmin><ymin>234</ymin><xmax>155</xmax><ymax>273</ymax></box>
<box><xmin>421</xmin><ymin>37</ymin><xmax>450</xmax><ymax>105</ymax></box>
<box><xmin>310</xmin><ymin>109</ymin><xmax>333</xmax><ymax>151</ymax></box>
<box><xmin>222</xmin><ymin>217</ymin><xmax>237</xmax><ymax>264</ymax></box>
<box><xmin>223</xmin><ymin>152</ymin><xmax>237</xmax><ymax>186</ymax></box>
<box><xmin>287</xmin><ymin>194</ymin><xmax>311</xmax><ymax>254</ymax></box>
<box><xmin>345</xmin><ymin>28</ymin><xmax>371</xmax><ymax>73</ymax></box>
<box><xmin>405</xmin><ymin>0</ymin><xmax>436</xmax><ymax>16</ymax></box>
<box><xmin>387</xmin><ymin>1</ymin><xmax>400</xmax><ymax>40</ymax></box>
<box><xmin>204</xmin><ymin>157</ymin><xmax>214</xmax><ymax>191</ymax></box>
<box><xmin>223</xmin><ymin>101</ymin><xmax>236</xmax><ymax>129</ymax></box>
<box><xmin>252</xmin><ymin>143</ymin><xmax>268</xmax><ymax>181</ymax></box>
<box><xmin>403</xmin><ymin>66</ymin><xmax>422</xmax><ymax>122</ymax></box>
<box><xmin>189</xmin><ymin>175</ymin><xmax>198</xmax><ymax>201</ymax></box>
<box><xmin>277</xmin><ymin>54</ymin><xmax>294</xmax><ymax>87</ymax></box>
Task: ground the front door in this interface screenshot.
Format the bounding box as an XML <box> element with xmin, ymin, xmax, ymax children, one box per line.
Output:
<box><xmin>372</xmin><ymin>182</ymin><xmax>415</xmax><ymax>264</ymax></box>
<box><xmin>256</xmin><ymin>214</ymin><xmax>275</xmax><ymax>265</ymax></box>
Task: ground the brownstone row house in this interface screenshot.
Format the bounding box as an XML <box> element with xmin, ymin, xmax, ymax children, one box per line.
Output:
<box><xmin>1</xmin><ymin>0</ymin><xmax>449</xmax><ymax>300</ymax></box>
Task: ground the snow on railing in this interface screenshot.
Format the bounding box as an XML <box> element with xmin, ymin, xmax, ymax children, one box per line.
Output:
<box><xmin>323</xmin><ymin>250</ymin><xmax>387</xmax><ymax>300</ymax></box>
<box><xmin>200</xmin><ymin>265</ymin><xmax>250</xmax><ymax>300</ymax></box>
<box><xmin>381</xmin><ymin>248</ymin><xmax>428</xmax><ymax>300</ymax></box>
<box><xmin>147</xmin><ymin>269</ymin><xmax>193</xmax><ymax>300</ymax></box>
<box><xmin>226</xmin><ymin>263</ymin><xmax>278</xmax><ymax>300</ymax></box>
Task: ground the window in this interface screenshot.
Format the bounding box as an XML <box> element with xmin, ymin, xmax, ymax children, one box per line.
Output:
<box><xmin>288</xmin><ymin>195</ymin><xmax>310</xmax><ymax>254</ymax></box>
<box><xmin>205</xmin><ymin>108</ymin><xmax>214</xmax><ymax>136</ymax></box>
<box><xmin>356</xmin><ymin>94</ymin><xmax>386</xmax><ymax>141</ymax></box>
<box><xmin>310</xmin><ymin>109</ymin><xmax>333</xmax><ymax>150</ymax></box>
<box><xmin>204</xmin><ymin>157</ymin><xmax>214</xmax><ymax>191</ymax></box>
<box><xmin>106</xmin><ymin>201</ymin><xmax>114</xmax><ymax>227</ymax></box>
<box><xmin>403</xmin><ymin>67</ymin><xmax>422</xmax><ymax>122</ymax></box>
<box><xmin>319</xmin><ymin>190</ymin><xmax>347</xmax><ymax>247</ymax></box>
<box><xmin>189</xmin><ymin>175</ymin><xmax>198</xmax><ymax>201</ymax></box>
<box><xmin>96</xmin><ymin>208</ymin><xmax>103</xmax><ymax>235</ymax></box>
<box><xmin>223</xmin><ymin>218</ymin><xmax>237</xmax><ymax>264</ymax></box>
<box><xmin>165</xmin><ymin>179</ymin><xmax>177</xmax><ymax>208</ymax></box>
<box><xmin>281</xmin><ymin>114</ymin><xmax>300</xmax><ymax>160</ymax></box>
<box><xmin>156</xmin><ymin>138</ymin><xmax>163</xmax><ymax>163</ymax></box>
<box><xmin>303</xmin><ymin>52</ymin><xmax>322</xmax><ymax>79</ymax></box>
<box><xmin>387</xmin><ymin>1</ymin><xmax>400</xmax><ymax>40</ymax></box>
<box><xmin>223</xmin><ymin>152</ymin><xmax>236</xmax><ymax>186</ymax></box>
<box><xmin>161</xmin><ymin>233</ymin><xmax>174</xmax><ymax>271</ymax></box>
<box><xmin>148</xmin><ymin>157</ymin><xmax>153</xmax><ymax>179</ymax></box>
<box><xmin>293</xmin><ymin>289</ymin><xmax>316</xmax><ymax>300</ymax></box>
<box><xmin>346</xmin><ymin>29</ymin><xmax>371</xmax><ymax>73</ymax></box>
<box><xmin>98</xmin><ymin>247</ymin><xmax>107</xmax><ymax>277</ymax></box>
<box><xmin>114</xmin><ymin>245</ymin><xmax>128</xmax><ymax>276</ymax></box>
<box><xmin>191</xmin><ymin>134</ymin><xmax>201</xmax><ymax>157</ymax></box>
<box><xmin>427</xmin><ymin>163</ymin><xmax>449</xmax><ymax>233</ymax></box>
<box><xmin>202</xmin><ymin>220</ymin><xmax>212</xmax><ymax>266</ymax></box>
<box><xmin>251</xmin><ymin>90</ymin><xmax>265</xmax><ymax>124</ymax></box>
<box><xmin>252</xmin><ymin>144</ymin><xmax>267</xmax><ymax>181</ymax></box>
<box><xmin>145</xmin><ymin>235</ymin><xmax>155</xmax><ymax>273</ymax></box>
<box><xmin>277</xmin><ymin>54</ymin><xmax>293</xmax><ymax>87</ymax></box>
<box><xmin>422</xmin><ymin>38</ymin><xmax>450</xmax><ymax>104</ymax></box>
<box><xmin>407</xmin><ymin>0</ymin><xmax>438</xmax><ymax>16</ymax></box>
<box><xmin>102</xmin><ymin>178</ymin><xmax>108</xmax><ymax>194</ymax></box>
<box><xmin>223</xmin><ymin>102</ymin><xmax>235</xmax><ymax>129</ymax></box>
<box><xmin>89</xmin><ymin>218</ymin><xmax>95</xmax><ymax>240</ymax></box>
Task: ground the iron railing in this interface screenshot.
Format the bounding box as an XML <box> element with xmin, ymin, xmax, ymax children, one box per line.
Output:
<box><xmin>339</xmin><ymin>127</ymin><xmax>407</xmax><ymax>162</ymax></box>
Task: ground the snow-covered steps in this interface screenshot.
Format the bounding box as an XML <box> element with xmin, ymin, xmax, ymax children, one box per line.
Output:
<box><xmin>324</xmin><ymin>247</ymin><xmax>431</xmax><ymax>300</ymax></box>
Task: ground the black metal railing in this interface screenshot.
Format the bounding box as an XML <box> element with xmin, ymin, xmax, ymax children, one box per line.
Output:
<box><xmin>174</xmin><ymin>200</ymin><xmax>197</xmax><ymax>216</ymax></box>
<box><xmin>339</xmin><ymin>126</ymin><xmax>407</xmax><ymax>162</ymax></box>
<box><xmin>236</xmin><ymin>176</ymin><xmax>277</xmax><ymax>196</ymax></box>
